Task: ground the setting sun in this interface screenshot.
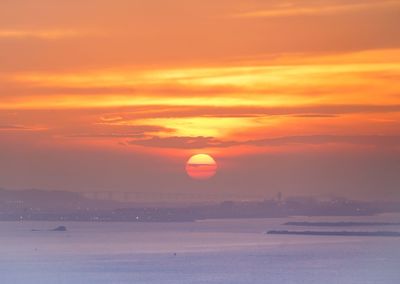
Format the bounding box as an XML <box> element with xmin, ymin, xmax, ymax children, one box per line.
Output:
<box><xmin>185</xmin><ymin>154</ymin><xmax>218</xmax><ymax>180</ymax></box>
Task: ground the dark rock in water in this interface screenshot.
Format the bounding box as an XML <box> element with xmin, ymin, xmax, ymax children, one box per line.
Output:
<box><xmin>51</xmin><ymin>226</ymin><xmax>67</xmax><ymax>232</ymax></box>
<box><xmin>31</xmin><ymin>225</ymin><xmax>67</xmax><ymax>232</ymax></box>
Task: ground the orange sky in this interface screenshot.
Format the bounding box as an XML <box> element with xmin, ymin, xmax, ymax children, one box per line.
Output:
<box><xmin>1</xmin><ymin>0</ymin><xmax>400</xmax><ymax>201</ymax></box>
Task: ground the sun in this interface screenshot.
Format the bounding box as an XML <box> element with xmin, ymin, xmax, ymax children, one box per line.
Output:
<box><xmin>185</xmin><ymin>154</ymin><xmax>217</xmax><ymax>180</ymax></box>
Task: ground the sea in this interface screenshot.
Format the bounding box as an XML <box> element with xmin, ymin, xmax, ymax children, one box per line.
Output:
<box><xmin>1</xmin><ymin>214</ymin><xmax>399</xmax><ymax>284</ymax></box>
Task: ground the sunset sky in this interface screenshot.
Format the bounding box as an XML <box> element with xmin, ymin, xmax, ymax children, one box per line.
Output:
<box><xmin>1</xmin><ymin>0</ymin><xmax>400</xmax><ymax>201</ymax></box>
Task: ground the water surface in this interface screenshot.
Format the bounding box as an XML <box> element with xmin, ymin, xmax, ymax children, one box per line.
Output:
<box><xmin>1</xmin><ymin>215</ymin><xmax>399</xmax><ymax>283</ymax></box>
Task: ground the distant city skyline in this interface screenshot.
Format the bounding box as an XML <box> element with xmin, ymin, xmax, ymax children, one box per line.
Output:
<box><xmin>2</xmin><ymin>188</ymin><xmax>399</xmax><ymax>222</ymax></box>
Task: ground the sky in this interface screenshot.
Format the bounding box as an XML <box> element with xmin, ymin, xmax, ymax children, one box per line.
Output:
<box><xmin>0</xmin><ymin>0</ymin><xmax>400</xmax><ymax>201</ymax></box>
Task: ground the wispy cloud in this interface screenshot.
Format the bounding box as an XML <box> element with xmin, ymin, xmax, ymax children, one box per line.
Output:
<box><xmin>0</xmin><ymin>29</ymin><xmax>100</xmax><ymax>40</ymax></box>
<box><xmin>68</xmin><ymin>125</ymin><xmax>174</xmax><ymax>139</ymax></box>
<box><xmin>0</xmin><ymin>124</ymin><xmax>46</xmax><ymax>131</ymax></box>
<box><xmin>101</xmin><ymin>104</ymin><xmax>400</xmax><ymax>120</ymax></box>
<box><xmin>233</xmin><ymin>1</ymin><xmax>400</xmax><ymax>18</ymax></box>
<box><xmin>128</xmin><ymin>135</ymin><xmax>400</xmax><ymax>149</ymax></box>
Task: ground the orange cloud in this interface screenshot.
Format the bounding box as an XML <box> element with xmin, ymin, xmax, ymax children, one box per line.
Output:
<box><xmin>0</xmin><ymin>48</ymin><xmax>398</xmax><ymax>156</ymax></box>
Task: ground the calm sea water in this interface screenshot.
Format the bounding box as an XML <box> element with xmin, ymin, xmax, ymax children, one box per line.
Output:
<box><xmin>1</xmin><ymin>215</ymin><xmax>399</xmax><ymax>284</ymax></box>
